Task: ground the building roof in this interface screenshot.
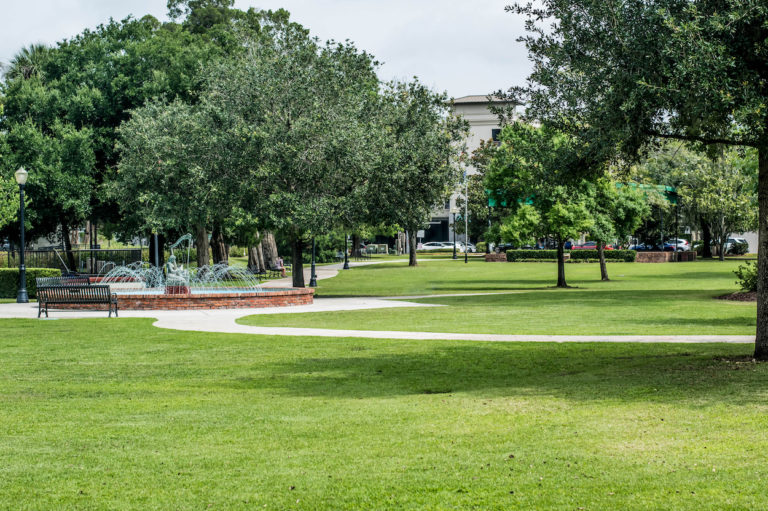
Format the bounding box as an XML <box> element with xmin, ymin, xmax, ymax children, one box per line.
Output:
<box><xmin>453</xmin><ymin>95</ymin><xmax>517</xmax><ymax>105</ymax></box>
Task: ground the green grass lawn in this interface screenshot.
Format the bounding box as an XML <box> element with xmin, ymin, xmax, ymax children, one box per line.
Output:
<box><xmin>1</xmin><ymin>318</ymin><xmax>766</xmax><ymax>509</ymax></box>
<box><xmin>239</xmin><ymin>259</ymin><xmax>755</xmax><ymax>335</ymax></box>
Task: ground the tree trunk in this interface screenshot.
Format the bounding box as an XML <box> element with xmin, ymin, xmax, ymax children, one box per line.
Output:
<box><xmin>556</xmin><ymin>237</ymin><xmax>567</xmax><ymax>288</ymax></box>
<box><xmin>195</xmin><ymin>224</ymin><xmax>209</xmax><ymax>268</ymax></box>
<box><xmin>247</xmin><ymin>245</ymin><xmax>259</xmax><ymax>271</ymax></box>
<box><xmin>148</xmin><ymin>233</ymin><xmax>166</xmax><ymax>268</ymax></box>
<box><xmin>718</xmin><ymin>242</ymin><xmax>726</xmax><ymax>261</ymax></box>
<box><xmin>60</xmin><ymin>220</ymin><xmax>76</xmax><ymax>272</ymax></box>
<box><xmin>352</xmin><ymin>234</ymin><xmax>361</xmax><ymax>258</ymax></box>
<box><xmin>408</xmin><ymin>229</ymin><xmax>418</xmax><ymax>267</ymax></box>
<box><xmin>255</xmin><ymin>240</ymin><xmax>265</xmax><ymax>270</ymax></box>
<box><xmin>261</xmin><ymin>231</ymin><xmax>279</xmax><ymax>269</ymax></box>
<box><xmin>755</xmin><ymin>147</ymin><xmax>768</xmax><ymax>359</ymax></box>
<box><xmin>598</xmin><ymin>241</ymin><xmax>609</xmax><ymax>281</ymax></box>
<box><xmin>292</xmin><ymin>237</ymin><xmax>305</xmax><ymax>288</ymax></box>
<box><xmin>210</xmin><ymin>226</ymin><xmax>227</xmax><ymax>265</ymax></box>
<box><xmin>701</xmin><ymin>222</ymin><xmax>713</xmax><ymax>258</ymax></box>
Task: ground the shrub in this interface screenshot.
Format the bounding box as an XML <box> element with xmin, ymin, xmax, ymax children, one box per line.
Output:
<box><xmin>0</xmin><ymin>268</ymin><xmax>62</xmax><ymax>298</ymax></box>
<box><xmin>569</xmin><ymin>250</ymin><xmax>636</xmax><ymax>262</ymax></box>
<box><xmin>734</xmin><ymin>262</ymin><xmax>757</xmax><ymax>292</ymax></box>
<box><xmin>476</xmin><ymin>242</ymin><xmax>487</xmax><ymax>253</ymax></box>
<box><xmin>506</xmin><ymin>249</ymin><xmax>559</xmax><ymax>261</ymax></box>
<box><xmin>728</xmin><ymin>241</ymin><xmax>749</xmax><ymax>256</ymax></box>
<box><xmin>506</xmin><ymin>249</ymin><xmax>636</xmax><ymax>262</ymax></box>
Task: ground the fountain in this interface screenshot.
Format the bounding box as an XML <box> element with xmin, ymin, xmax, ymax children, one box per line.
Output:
<box><xmin>86</xmin><ymin>234</ymin><xmax>313</xmax><ymax>310</ymax></box>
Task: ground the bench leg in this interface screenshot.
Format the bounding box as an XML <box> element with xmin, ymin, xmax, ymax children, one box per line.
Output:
<box><xmin>37</xmin><ymin>302</ymin><xmax>42</xmax><ymax>318</ymax></box>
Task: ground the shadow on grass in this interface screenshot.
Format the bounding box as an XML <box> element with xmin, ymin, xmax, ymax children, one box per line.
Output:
<box><xmin>248</xmin><ymin>342</ymin><xmax>763</xmax><ymax>405</ymax></box>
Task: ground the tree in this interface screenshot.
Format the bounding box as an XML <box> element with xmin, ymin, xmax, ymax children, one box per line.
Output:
<box><xmin>370</xmin><ymin>81</ymin><xmax>468</xmax><ymax>267</ymax></box>
<box><xmin>679</xmin><ymin>149</ymin><xmax>758</xmax><ymax>261</ymax></box>
<box><xmin>115</xmin><ymin>98</ymin><xmax>250</xmax><ymax>267</ymax></box>
<box><xmin>0</xmin><ymin>178</ymin><xmax>17</xmax><ymax>230</ymax></box>
<box><xmin>587</xmin><ymin>179</ymin><xmax>650</xmax><ymax>280</ymax></box>
<box><xmin>2</xmin><ymin>43</ymin><xmax>50</xmax><ymax>81</ymax></box>
<box><xmin>508</xmin><ymin>0</ymin><xmax>768</xmax><ymax>358</ymax></box>
<box><xmin>488</xmin><ymin>122</ymin><xmax>594</xmax><ymax>287</ymax></box>
<box><xmin>202</xmin><ymin>21</ymin><xmax>382</xmax><ymax>286</ymax></box>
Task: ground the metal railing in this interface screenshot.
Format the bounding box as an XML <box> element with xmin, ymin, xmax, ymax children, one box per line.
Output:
<box><xmin>3</xmin><ymin>248</ymin><xmax>142</xmax><ymax>275</ymax></box>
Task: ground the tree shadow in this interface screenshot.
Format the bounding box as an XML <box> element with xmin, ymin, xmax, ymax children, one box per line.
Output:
<box><xmin>232</xmin><ymin>342</ymin><xmax>763</xmax><ymax>406</ymax></box>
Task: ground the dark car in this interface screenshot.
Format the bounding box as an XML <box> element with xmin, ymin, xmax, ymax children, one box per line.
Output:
<box><xmin>572</xmin><ymin>241</ymin><xmax>613</xmax><ymax>250</ymax></box>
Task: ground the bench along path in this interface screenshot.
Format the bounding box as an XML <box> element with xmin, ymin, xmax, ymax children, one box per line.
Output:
<box><xmin>0</xmin><ymin>298</ymin><xmax>752</xmax><ymax>344</ymax></box>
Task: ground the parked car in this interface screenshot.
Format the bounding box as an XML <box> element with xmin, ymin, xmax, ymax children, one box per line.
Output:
<box><xmin>418</xmin><ymin>241</ymin><xmax>450</xmax><ymax>250</ymax></box>
<box><xmin>455</xmin><ymin>242</ymin><xmax>476</xmax><ymax>253</ymax></box>
<box><xmin>572</xmin><ymin>241</ymin><xmax>614</xmax><ymax>250</ymax></box>
<box><xmin>661</xmin><ymin>239</ymin><xmax>691</xmax><ymax>251</ymax></box>
<box><xmin>724</xmin><ymin>238</ymin><xmax>749</xmax><ymax>254</ymax></box>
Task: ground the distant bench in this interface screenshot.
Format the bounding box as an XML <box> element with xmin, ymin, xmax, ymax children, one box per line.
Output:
<box><xmin>37</xmin><ymin>285</ymin><xmax>118</xmax><ymax>318</ymax></box>
<box><xmin>36</xmin><ymin>276</ymin><xmax>91</xmax><ymax>287</ymax></box>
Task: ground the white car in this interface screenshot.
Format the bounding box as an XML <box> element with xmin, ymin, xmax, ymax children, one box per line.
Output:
<box><xmin>418</xmin><ymin>241</ymin><xmax>450</xmax><ymax>250</ymax></box>
<box><xmin>724</xmin><ymin>238</ymin><xmax>748</xmax><ymax>253</ymax></box>
<box><xmin>666</xmin><ymin>238</ymin><xmax>690</xmax><ymax>251</ymax></box>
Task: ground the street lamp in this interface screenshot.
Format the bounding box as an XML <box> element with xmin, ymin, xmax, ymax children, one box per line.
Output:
<box><xmin>464</xmin><ymin>175</ymin><xmax>469</xmax><ymax>264</ymax></box>
<box><xmin>309</xmin><ymin>237</ymin><xmax>318</xmax><ymax>287</ymax></box>
<box><xmin>450</xmin><ymin>207</ymin><xmax>459</xmax><ymax>260</ymax></box>
<box><xmin>14</xmin><ymin>167</ymin><xmax>29</xmax><ymax>303</ymax></box>
<box><xmin>343</xmin><ymin>233</ymin><xmax>350</xmax><ymax>270</ymax></box>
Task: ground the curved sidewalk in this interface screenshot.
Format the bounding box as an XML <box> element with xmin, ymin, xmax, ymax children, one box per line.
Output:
<box><xmin>0</xmin><ymin>299</ymin><xmax>752</xmax><ymax>344</ymax></box>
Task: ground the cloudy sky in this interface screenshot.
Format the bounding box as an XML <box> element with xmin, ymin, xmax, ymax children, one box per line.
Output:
<box><xmin>0</xmin><ymin>0</ymin><xmax>531</xmax><ymax>98</ymax></box>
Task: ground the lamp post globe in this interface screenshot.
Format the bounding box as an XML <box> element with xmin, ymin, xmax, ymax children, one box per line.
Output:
<box><xmin>15</xmin><ymin>167</ymin><xmax>29</xmax><ymax>303</ymax></box>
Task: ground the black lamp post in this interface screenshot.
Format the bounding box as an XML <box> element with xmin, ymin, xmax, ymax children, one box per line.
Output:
<box><xmin>452</xmin><ymin>211</ymin><xmax>458</xmax><ymax>260</ymax></box>
<box><xmin>343</xmin><ymin>233</ymin><xmax>350</xmax><ymax>270</ymax></box>
<box><xmin>309</xmin><ymin>237</ymin><xmax>318</xmax><ymax>287</ymax></box>
<box><xmin>15</xmin><ymin>167</ymin><xmax>29</xmax><ymax>303</ymax></box>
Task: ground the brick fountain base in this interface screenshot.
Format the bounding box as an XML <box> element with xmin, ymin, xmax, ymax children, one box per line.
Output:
<box><xmin>57</xmin><ymin>285</ymin><xmax>315</xmax><ymax>311</ymax></box>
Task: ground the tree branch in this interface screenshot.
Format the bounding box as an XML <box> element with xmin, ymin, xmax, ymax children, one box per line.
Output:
<box><xmin>645</xmin><ymin>129</ymin><xmax>757</xmax><ymax>148</ymax></box>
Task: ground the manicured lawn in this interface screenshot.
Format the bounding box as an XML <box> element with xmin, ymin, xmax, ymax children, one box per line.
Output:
<box><xmin>239</xmin><ymin>259</ymin><xmax>756</xmax><ymax>335</ymax></box>
<box><xmin>0</xmin><ymin>318</ymin><xmax>766</xmax><ymax>509</ymax></box>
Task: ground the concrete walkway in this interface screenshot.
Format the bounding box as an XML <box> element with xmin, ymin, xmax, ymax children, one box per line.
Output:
<box><xmin>0</xmin><ymin>299</ymin><xmax>752</xmax><ymax>344</ymax></box>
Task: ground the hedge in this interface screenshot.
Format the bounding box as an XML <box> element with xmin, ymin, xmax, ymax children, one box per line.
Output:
<box><xmin>506</xmin><ymin>249</ymin><xmax>636</xmax><ymax>262</ymax></box>
<box><xmin>569</xmin><ymin>250</ymin><xmax>636</xmax><ymax>262</ymax></box>
<box><xmin>0</xmin><ymin>268</ymin><xmax>62</xmax><ymax>299</ymax></box>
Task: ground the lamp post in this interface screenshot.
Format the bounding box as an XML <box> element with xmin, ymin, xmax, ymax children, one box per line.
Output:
<box><xmin>450</xmin><ymin>208</ymin><xmax>459</xmax><ymax>260</ymax></box>
<box><xmin>309</xmin><ymin>237</ymin><xmax>318</xmax><ymax>287</ymax></box>
<box><xmin>15</xmin><ymin>167</ymin><xmax>29</xmax><ymax>303</ymax></box>
<box><xmin>464</xmin><ymin>175</ymin><xmax>469</xmax><ymax>264</ymax></box>
<box><xmin>343</xmin><ymin>233</ymin><xmax>350</xmax><ymax>270</ymax></box>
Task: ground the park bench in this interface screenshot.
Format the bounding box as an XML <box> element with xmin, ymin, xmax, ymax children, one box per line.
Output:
<box><xmin>37</xmin><ymin>285</ymin><xmax>118</xmax><ymax>318</ymax></box>
<box><xmin>267</xmin><ymin>264</ymin><xmax>289</xmax><ymax>279</ymax></box>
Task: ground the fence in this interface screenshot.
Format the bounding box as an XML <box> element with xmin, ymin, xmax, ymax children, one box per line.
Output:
<box><xmin>2</xmin><ymin>248</ymin><xmax>142</xmax><ymax>275</ymax></box>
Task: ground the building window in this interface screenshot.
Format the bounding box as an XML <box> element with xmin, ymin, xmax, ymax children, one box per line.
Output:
<box><xmin>491</xmin><ymin>128</ymin><xmax>501</xmax><ymax>144</ymax></box>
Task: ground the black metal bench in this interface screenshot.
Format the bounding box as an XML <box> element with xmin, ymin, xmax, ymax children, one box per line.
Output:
<box><xmin>37</xmin><ymin>285</ymin><xmax>118</xmax><ymax>318</ymax></box>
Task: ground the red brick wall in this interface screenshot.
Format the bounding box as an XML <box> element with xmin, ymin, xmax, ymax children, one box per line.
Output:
<box><xmin>485</xmin><ymin>253</ymin><xmax>507</xmax><ymax>262</ymax></box>
<box><xmin>636</xmin><ymin>252</ymin><xmax>676</xmax><ymax>263</ymax></box>
<box><xmin>55</xmin><ymin>288</ymin><xmax>315</xmax><ymax>311</ymax></box>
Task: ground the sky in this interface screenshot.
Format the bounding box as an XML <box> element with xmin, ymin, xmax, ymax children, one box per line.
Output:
<box><xmin>0</xmin><ymin>0</ymin><xmax>531</xmax><ymax>98</ymax></box>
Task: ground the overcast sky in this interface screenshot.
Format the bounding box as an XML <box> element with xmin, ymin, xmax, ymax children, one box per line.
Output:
<box><xmin>0</xmin><ymin>0</ymin><xmax>530</xmax><ymax>98</ymax></box>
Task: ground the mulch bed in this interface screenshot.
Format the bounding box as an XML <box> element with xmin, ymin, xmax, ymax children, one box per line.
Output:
<box><xmin>716</xmin><ymin>291</ymin><xmax>756</xmax><ymax>302</ymax></box>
